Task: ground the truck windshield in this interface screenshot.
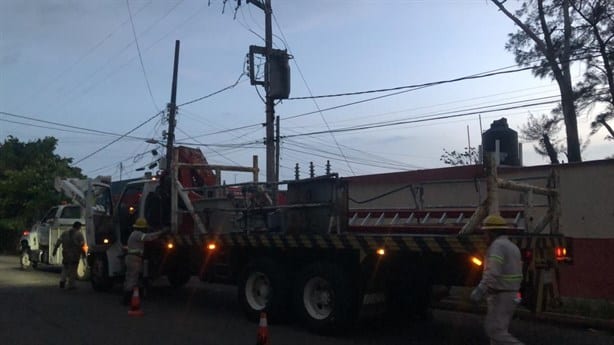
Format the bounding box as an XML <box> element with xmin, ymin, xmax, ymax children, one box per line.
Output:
<box><xmin>61</xmin><ymin>206</ymin><xmax>82</xmax><ymax>219</ymax></box>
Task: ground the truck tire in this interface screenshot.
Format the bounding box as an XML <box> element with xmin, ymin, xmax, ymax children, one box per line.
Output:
<box><xmin>293</xmin><ymin>262</ymin><xmax>357</xmax><ymax>334</ymax></box>
<box><xmin>90</xmin><ymin>254</ymin><xmax>113</xmax><ymax>292</ymax></box>
<box><xmin>238</xmin><ymin>258</ymin><xmax>288</xmax><ymax>323</ymax></box>
<box><xmin>20</xmin><ymin>250</ymin><xmax>32</xmax><ymax>270</ymax></box>
<box><xmin>77</xmin><ymin>258</ymin><xmax>90</xmax><ymax>281</ymax></box>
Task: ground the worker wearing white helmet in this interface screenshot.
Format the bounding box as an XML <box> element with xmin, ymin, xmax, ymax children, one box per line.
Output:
<box><xmin>470</xmin><ymin>214</ymin><xmax>524</xmax><ymax>345</ymax></box>
<box><xmin>122</xmin><ymin>218</ymin><xmax>167</xmax><ymax>305</ymax></box>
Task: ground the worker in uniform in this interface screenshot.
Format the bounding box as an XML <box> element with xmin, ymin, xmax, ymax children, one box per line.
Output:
<box><xmin>122</xmin><ymin>218</ymin><xmax>167</xmax><ymax>305</ymax></box>
<box><xmin>470</xmin><ymin>214</ymin><xmax>524</xmax><ymax>345</ymax></box>
<box><xmin>52</xmin><ymin>221</ymin><xmax>85</xmax><ymax>290</ymax></box>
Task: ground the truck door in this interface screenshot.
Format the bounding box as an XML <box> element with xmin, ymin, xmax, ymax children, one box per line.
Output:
<box><xmin>37</xmin><ymin>206</ymin><xmax>58</xmax><ymax>248</ymax></box>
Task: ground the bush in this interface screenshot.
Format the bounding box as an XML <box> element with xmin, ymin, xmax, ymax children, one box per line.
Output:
<box><xmin>0</xmin><ymin>219</ymin><xmax>26</xmax><ymax>254</ymax></box>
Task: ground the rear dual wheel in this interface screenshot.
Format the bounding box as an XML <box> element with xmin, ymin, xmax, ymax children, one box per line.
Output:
<box><xmin>238</xmin><ymin>259</ymin><xmax>288</xmax><ymax>323</ymax></box>
<box><xmin>293</xmin><ymin>262</ymin><xmax>357</xmax><ymax>334</ymax></box>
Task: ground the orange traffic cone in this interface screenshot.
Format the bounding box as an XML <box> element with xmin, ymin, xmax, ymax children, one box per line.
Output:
<box><xmin>256</xmin><ymin>312</ymin><xmax>269</xmax><ymax>345</ymax></box>
<box><xmin>127</xmin><ymin>287</ymin><xmax>144</xmax><ymax>317</ymax></box>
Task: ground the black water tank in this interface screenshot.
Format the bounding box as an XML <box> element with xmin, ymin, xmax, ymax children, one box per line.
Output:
<box><xmin>482</xmin><ymin>118</ymin><xmax>520</xmax><ymax>166</ymax></box>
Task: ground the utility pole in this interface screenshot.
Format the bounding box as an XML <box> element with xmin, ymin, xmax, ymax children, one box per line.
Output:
<box><xmin>275</xmin><ymin>115</ymin><xmax>280</xmax><ymax>184</ymax></box>
<box><xmin>166</xmin><ymin>40</ymin><xmax>180</xmax><ymax>172</ymax></box>
<box><xmin>247</xmin><ymin>0</ymin><xmax>290</xmax><ymax>199</ymax></box>
<box><xmin>263</xmin><ymin>0</ymin><xmax>276</xmax><ymax>187</ymax></box>
<box><xmin>247</xmin><ymin>0</ymin><xmax>278</xmax><ymax>184</ymax></box>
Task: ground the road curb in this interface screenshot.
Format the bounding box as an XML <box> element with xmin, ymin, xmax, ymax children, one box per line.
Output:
<box><xmin>433</xmin><ymin>300</ymin><xmax>614</xmax><ymax>333</ymax></box>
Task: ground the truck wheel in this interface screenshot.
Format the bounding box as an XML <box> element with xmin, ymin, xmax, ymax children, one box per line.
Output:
<box><xmin>20</xmin><ymin>250</ymin><xmax>32</xmax><ymax>270</ymax></box>
<box><xmin>90</xmin><ymin>254</ymin><xmax>113</xmax><ymax>292</ymax></box>
<box><xmin>293</xmin><ymin>262</ymin><xmax>357</xmax><ymax>334</ymax></box>
<box><xmin>77</xmin><ymin>258</ymin><xmax>90</xmax><ymax>281</ymax></box>
<box><xmin>238</xmin><ymin>259</ymin><xmax>288</xmax><ymax>323</ymax></box>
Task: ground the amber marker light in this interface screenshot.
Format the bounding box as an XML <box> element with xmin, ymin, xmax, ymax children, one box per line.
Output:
<box><xmin>167</xmin><ymin>243</ymin><xmax>174</xmax><ymax>249</ymax></box>
<box><xmin>471</xmin><ymin>256</ymin><xmax>483</xmax><ymax>267</ymax></box>
<box><xmin>376</xmin><ymin>248</ymin><xmax>385</xmax><ymax>256</ymax></box>
<box><xmin>207</xmin><ymin>243</ymin><xmax>217</xmax><ymax>251</ymax></box>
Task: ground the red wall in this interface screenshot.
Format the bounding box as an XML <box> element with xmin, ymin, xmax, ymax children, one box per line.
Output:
<box><xmin>559</xmin><ymin>238</ymin><xmax>614</xmax><ymax>300</ymax></box>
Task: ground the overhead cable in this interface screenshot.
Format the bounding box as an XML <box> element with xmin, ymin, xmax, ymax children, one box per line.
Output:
<box><xmin>179</xmin><ymin>71</ymin><xmax>247</xmax><ymax>107</ymax></box>
<box><xmin>126</xmin><ymin>0</ymin><xmax>159</xmax><ymax>111</ymax></box>
<box><xmin>0</xmin><ymin>111</ymin><xmax>149</xmax><ymax>140</ymax></box>
<box><xmin>74</xmin><ymin>111</ymin><xmax>163</xmax><ymax>165</ymax></box>
<box><xmin>282</xmin><ymin>99</ymin><xmax>560</xmax><ymax>139</ymax></box>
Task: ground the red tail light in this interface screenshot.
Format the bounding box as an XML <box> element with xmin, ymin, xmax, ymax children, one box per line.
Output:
<box><xmin>22</xmin><ymin>230</ymin><xmax>30</xmax><ymax>236</ymax></box>
<box><xmin>555</xmin><ymin>247</ymin><xmax>568</xmax><ymax>261</ymax></box>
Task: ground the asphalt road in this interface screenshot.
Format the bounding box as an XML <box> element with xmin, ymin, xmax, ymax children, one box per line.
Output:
<box><xmin>0</xmin><ymin>255</ymin><xmax>612</xmax><ymax>345</ymax></box>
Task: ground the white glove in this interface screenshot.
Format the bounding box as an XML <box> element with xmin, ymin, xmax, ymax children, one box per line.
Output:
<box><xmin>470</xmin><ymin>287</ymin><xmax>485</xmax><ymax>303</ymax></box>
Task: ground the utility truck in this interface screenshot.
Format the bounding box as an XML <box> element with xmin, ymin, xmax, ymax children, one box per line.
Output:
<box><xmin>21</xmin><ymin>175</ymin><xmax>114</xmax><ymax>279</ymax></box>
<box><xmin>19</xmin><ymin>204</ymin><xmax>88</xmax><ymax>279</ymax></box>
<box><xmin>82</xmin><ymin>147</ymin><xmax>570</xmax><ymax>333</ymax></box>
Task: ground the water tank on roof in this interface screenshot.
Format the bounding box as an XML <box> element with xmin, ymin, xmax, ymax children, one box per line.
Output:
<box><xmin>482</xmin><ymin>118</ymin><xmax>520</xmax><ymax>166</ymax></box>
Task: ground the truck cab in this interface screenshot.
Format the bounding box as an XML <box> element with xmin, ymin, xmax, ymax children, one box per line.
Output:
<box><xmin>20</xmin><ymin>204</ymin><xmax>89</xmax><ymax>279</ymax></box>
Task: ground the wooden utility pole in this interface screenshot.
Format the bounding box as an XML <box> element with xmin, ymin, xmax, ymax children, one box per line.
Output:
<box><xmin>166</xmin><ymin>40</ymin><xmax>180</xmax><ymax>171</ymax></box>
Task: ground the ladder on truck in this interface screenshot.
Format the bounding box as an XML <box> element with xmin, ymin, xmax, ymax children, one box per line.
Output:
<box><xmin>349</xmin><ymin>208</ymin><xmax>525</xmax><ymax>234</ymax></box>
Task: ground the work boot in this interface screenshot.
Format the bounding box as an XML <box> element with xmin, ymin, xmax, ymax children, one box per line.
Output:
<box><xmin>59</xmin><ymin>281</ymin><xmax>65</xmax><ymax>289</ymax></box>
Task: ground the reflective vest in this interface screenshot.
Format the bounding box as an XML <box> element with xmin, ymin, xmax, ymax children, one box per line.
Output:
<box><xmin>478</xmin><ymin>235</ymin><xmax>523</xmax><ymax>293</ymax></box>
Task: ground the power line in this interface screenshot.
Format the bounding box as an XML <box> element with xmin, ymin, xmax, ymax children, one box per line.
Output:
<box><xmin>46</xmin><ymin>0</ymin><xmax>189</xmax><ymax>113</ymax></box>
<box><xmin>127</xmin><ymin>0</ymin><xmax>160</xmax><ymax>111</ymax></box>
<box><xmin>179</xmin><ymin>71</ymin><xmax>247</xmax><ymax>107</ymax></box>
<box><xmin>272</xmin><ymin>13</ymin><xmax>355</xmax><ymax>175</ymax></box>
<box><xmin>15</xmin><ymin>1</ymin><xmax>153</xmax><ymax>110</ymax></box>
<box><xmin>74</xmin><ymin>111</ymin><xmax>163</xmax><ymax>165</ymax></box>
<box><xmin>0</xmin><ymin>111</ymin><xmax>149</xmax><ymax>140</ymax></box>
<box><xmin>287</xmin><ymin>65</ymin><xmax>534</xmax><ymax>101</ymax></box>
<box><xmin>282</xmin><ymin>99</ymin><xmax>560</xmax><ymax>139</ymax></box>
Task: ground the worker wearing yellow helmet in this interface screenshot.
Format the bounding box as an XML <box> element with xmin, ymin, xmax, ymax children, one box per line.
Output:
<box><xmin>470</xmin><ymin>214</ymin><xmax>524</xmax><ymax>345</ymax></box>
<box><xmin>122</xmin><ymin>218</ymin><xmax>168</xmax><ymax>305</ymax></box>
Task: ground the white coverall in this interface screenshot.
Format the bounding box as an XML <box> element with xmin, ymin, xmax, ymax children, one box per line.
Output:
<box><xmin>123</xmin><ymin>228</ymin><xmax>164</xmax><ymax>293</ymax></box>
<box><xmin>471</xmin><ymin>235</ymin><xmax>524</xmax><ymax>345</ymax></box>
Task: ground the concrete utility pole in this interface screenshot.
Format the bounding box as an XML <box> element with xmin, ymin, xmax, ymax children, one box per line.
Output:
<box><xmin>265</xmin><ymin>0</ymin><xmax>276</xmax><ymax>188</ymax></box>
<box><xmin>166</xmin><ymin>40</ymin><xmax>180</xmax><ymax>172</ymax></box>
<box><xmin>248</xmin><ymin>0</ymin><xmax>276</xmax><ymax>186</ymax></box>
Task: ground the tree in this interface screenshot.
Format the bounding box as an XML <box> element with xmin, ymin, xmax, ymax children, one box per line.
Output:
<box><xmin>0</xmin><ymin>136</ymin><xmax>83</xmax><ymax>227</ymax></box>
<box><xmin>519</xmin><ymin>113</ymin><xmax>565</xmax><ymax>163</ymax></box>
<box><xmin>440</xmin><ymin>146</ymin><xmax>479</xmax><ymax>166</ymax></box>
<box><xmin>570</xmin><ymin>0</ymin><xmax>614</xmax><ymax>140</ymax></box>
<box><xmin>491</xmin><ymin>0</ymin><xmax>583</xmax><ymax>162</ymax></box>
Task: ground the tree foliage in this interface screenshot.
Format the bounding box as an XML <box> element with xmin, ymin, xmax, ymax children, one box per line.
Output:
<box><xmin>440</xmin><ymin>146</ymin><xmax>479</xmax><ymax>166</ymax></box>
<box><xmin>0</xmin><ymin>136</ymin><xmax>83</xmax><ymax>227</ymax></box>
<box><xmin>519</xmin><ymin>113</ymin><xmax>565</xmax><ymax>163</ymax></box>
<box><xmin>491</xmin><ymin>0</ymin><xmax>614</xmax><ymax>161</ymax></box>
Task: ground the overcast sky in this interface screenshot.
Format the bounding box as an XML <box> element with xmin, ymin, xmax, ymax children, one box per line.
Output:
<box><xmin>1</xmin><ymin>0</ymin><xmax>612</xmax><ymax>183</ymax></box>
